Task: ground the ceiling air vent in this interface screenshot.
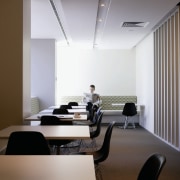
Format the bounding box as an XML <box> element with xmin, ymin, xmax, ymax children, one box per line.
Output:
<box><xmin>121</xmin><ymin>22</ymin><xmax>149</xmax><ymax>28</ymax></box>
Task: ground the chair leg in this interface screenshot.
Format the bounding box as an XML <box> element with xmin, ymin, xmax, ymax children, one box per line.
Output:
<box><xmin>78</xmin><ymin>139</ymin><xmax>90</xmax><ymax>152</ymax></box>
<box><xmin>95</xmin><ymin>164</ymin><xmax>103</xmax><ymax>180</ymax></box>
<box><xmin>92</xmin><ymin>138</ymin><xmax>98</xmax><ymax>150</ymax></box>
<box><xmin>124</xmin><ymin>116</ymin><xmax>128</xmax><ymax>129</ymax></box>
<box><xmin>49</xmin><ymin>145</ymin><xmax>56</xmax><ymax>154</ymax></box>
<box><xmin>56</xmin><ymin>146</ymin><xmax>61</xmax><ymax>155</ymax></box>
<box><xmin>56</xmin><ymin>145</ymin><xmax>70</xmax><ymax>155</ymax></box>
<box><xmin>132</xmin><ymin>118</ymin><xmax>135</xmax><ymax>129</ymax></box>
<box><xmin>78</xmin><ymin>139</ymin><xmax>84</xmax><ymax>152</ymax></box>
<box><xmin>78</xmin><ymin>139</ymin><xmax>97</xmax><ymax>152</ymax></box>
<box><xmin>88</xmin><ymin>138</ymin><xmax>97</xmax><ymax>151</ymax></box>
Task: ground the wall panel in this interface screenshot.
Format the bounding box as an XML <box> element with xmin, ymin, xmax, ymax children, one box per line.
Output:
<box><xmin>31</xmin><ymin>39</ymin><xmax>56</xmax><ymax>111</ymax></box>
<box><xmin>0</xmin><ymin>0</ymin><xmax>31</xmax><ymax>130</ymax></box>
<box><xmin>154</xmin><ymin>7</ymin><xmax>180</xmax><ymax>150</ymax></box>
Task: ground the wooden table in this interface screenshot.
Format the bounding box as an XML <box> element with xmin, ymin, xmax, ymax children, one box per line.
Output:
<box><xmin>67</xmin><ymin>108</ymin><xmax>87</xmax><ymax>114</ymax></box>
<box><xmin>0</xmin><ymin>155</ymin><xmax>96</xmax><ymax>180</ymax></box>
<box><xmin>24</xmin><ymin>114</ymin><xmax>87</xmax><ymax>121</ymax></box>
<box><xmin>49</xmin><ymin>105</ymin><xmax>86</xmax><ymax>109</ymax></box>
<box><xmin>71</xmin><ymin>105</ymin><xmax>86</xmax><ymax>109</ymax></box>
<box><xmin>39</xmin><ymin>108</ymin><xmax>87</xmax><ymax>114</ymax></box>
<box><xmin>0</xmin><ymin>125</ymin><xmax>90</xmax><ymax>140</ymax></box>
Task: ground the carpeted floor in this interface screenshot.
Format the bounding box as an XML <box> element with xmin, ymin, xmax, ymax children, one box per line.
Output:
<box><xmin>1</xmin><ymin>119</ymin><xmax>180</xmax><ymax>180</ymax></box>
<box><xmin>92</xmin><ymin>123</ymin><xmax>180</xmax><ymax>180</ymax></box>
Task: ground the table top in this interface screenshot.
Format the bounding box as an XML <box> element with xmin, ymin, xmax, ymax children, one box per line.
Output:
<box><xmin>67</xmin><ymin>108</ymin><xmax>87</xmax><ymax>113</ymax></box>
<box><xmin>49</xmin><ymin>105</ymin><xmax>86</xmax><ymax>109</ymax></box>
<box><xmin>71</xmin><ymin>105</ymin><xmax>86</xmax><ymax>109</ymax></box>
<box><xmin>24</xmin><ymin>114</ymin><xmax>87</xmax><ymax>121</ymax></box>
<box><xmin>0</xmin><ymin>125</ymin><xmax>90</xmax><ymax>140</ymax></box>
<box><xmin>0</xmin><ymin>155</ymin><xmax>96</xmax><ymax>180</ymax></box>
<box><xmin>39</xmin><ymin>108</ymin><xmax>87</xmax><ymax>114</ymax></box>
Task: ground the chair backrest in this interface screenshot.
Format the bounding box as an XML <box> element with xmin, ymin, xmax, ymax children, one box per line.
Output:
<box><xmin>5</xmin><ymin>131</ymin><xmax>50</xmax><ymax>155</ymax></box>
<box><xmin>90</xmin><ymin>112</ymin><xmax>103</xmax><ymax>138</ymax></box>
<box><xmin>40</xmin><ymin>115</ymin><xmax>72</xmax><ymax>125</ymax></box>
<box><xmin>88</xmin><ymin>104</ymin><xmax>99</xmax><ymax>122</ymax></box>
<box><xmin>122</xmin><ymin>102</ymin><xmax>137</xmax><ymax>116</ymax></box>
<box><xmin>68</xmin><ymin>102</ymin><xmax>78</xmax><ymax>106</ymax></box>
<box><xmin>93</xmin><ymin>104</ymin><xmax>99</xmax><ymax>112</ymax></box>
<box><xmin>53</xmin><ymin>108</ymin><xmax>69</xmax><ymax>114</ymax></box>
<box><xmin>40</xmin><ymin>116</ymin><xmax>72</xmax><ymax>148</ymax></box>
<box><xmin>137</xmin><ymin>153</ymin><xmax>166</xmax><ymax>180</ymax></box>
<box><xmin>86</xmin><ymin>102</ymin><xmax>93</xmax><ymax>111</ymax></box>
<box><xmin>94</xmin><ymin>121</ymin><xmax>116</xmax><ymax>164</ymax></box>
<box><xmin>40</xmin><ymin>115</ymin><xmax>61</xmax><ymax>125</ymax></box>
<box><xmin>96</xmin><ymin>106</ymin><xmax>102</xmax><ymax>115</ymax></box>
<box><xmin>91</xmin><ymin>106</ymin><xmax>102</xmax><ymax>124</ymax></box>
<box><xmin>60</xmin><ymin>105</ymin><xmax>72</xmax><ymax>109</ymax></box>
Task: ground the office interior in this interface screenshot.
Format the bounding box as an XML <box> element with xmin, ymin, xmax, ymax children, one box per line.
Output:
<box><xmin>0</xmin><ymin>0</ymin><xmax>180</xmax><ymax>154</ymax></box>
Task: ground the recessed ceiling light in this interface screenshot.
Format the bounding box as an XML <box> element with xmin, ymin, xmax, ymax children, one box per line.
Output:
<box><xmin>98</xmin><ymin>18</ymin><xmax>103</xmax><ymax>22</ymax></box>
<box><xmin>100</xmin><ymin>3</ymin><xmax>105</xmax><ymax>7</ymax></box>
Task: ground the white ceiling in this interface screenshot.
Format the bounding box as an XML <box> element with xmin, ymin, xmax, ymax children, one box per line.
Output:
<box><xmin>31</xmin><ymin>0</ymin><xmax>180</xmax><ymax>49</ymax></box>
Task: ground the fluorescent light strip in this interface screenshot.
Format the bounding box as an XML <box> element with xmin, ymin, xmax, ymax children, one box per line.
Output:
<box><xmin>49</xmin><ymin>0</ymin><xmax>70</xmax><ymax>45</ymax></box>
<box><xmin>93</xmin><ymin>0</ymin><xmax>112</xmax><ymax>48</ymax></box>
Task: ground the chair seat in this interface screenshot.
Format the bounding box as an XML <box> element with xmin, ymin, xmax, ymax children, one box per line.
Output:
<box><xmin>71</xmin><ymin>122</ymin><xmax>116</xmax><ymax>164</ymax></box>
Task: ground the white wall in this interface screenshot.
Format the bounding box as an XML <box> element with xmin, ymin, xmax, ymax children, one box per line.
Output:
<box><xmin>136</xmin><ymin>33</ymin><xmax>154</xmax><ymax>133</ymax></box>
<box><xmin>31</xmin><ymin>39</ymin><xmax>56</xmax><ymax>110</ymax></box>
<box><xmin>56</xmin><ymin>47</ymin><xmax>136</xmax><ymax>103</ymax></box>
<box><xmin>23</xmin><ymin>0</ymin><xmax>31</xmax><ymax>118</ymax></box>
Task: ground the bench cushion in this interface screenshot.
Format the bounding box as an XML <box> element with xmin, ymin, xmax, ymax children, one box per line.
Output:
<box><xmin>58</xmin><ymin>95</ymin><xmax>137</xmax><ymax>110</ymax></box>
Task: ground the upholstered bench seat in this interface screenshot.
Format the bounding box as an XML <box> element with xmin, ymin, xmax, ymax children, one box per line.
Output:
<box><xmin>102</xmin><ymin>110</ymin><xmax>123</xmax><ymax>115</ymax></box>
<box><xmin>101</xmin><ymin>109</ymin><xmax>140</xmax><ymax>125</ymax></box>
<box><xmin>102</xmin><ymin>109</ymin><xmax>140</xmax><ymax>115</ymax></box>
<box><xmin>57</xmin><ymin>95</ymin><xmax>140</xmax><ymax>125</ymax></box>
<box><xmin>58</xmin><ymin>95</ymin><xmax>137</xmax><ymax>110</ymax></box>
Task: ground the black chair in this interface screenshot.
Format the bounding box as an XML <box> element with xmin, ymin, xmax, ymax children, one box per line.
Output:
<box><xmin>40</xmin><ymin>115</ymin><xmax>72</xmax><ymax>154</ymax></box>
<box><xmin>90</xmin><ymin>112</ymin><xmax>103</xmax><ymax>138</ymax></box>
<box><xmin>89</xmin><ymin>106</ymin><xmax>102</xmax><ymax>127</ymax></box>
<box><xmin>93</xmin><ymin>121</ymin><xmax>115</xmax><ymax>164</ymax></box>
<box><xmin>122</xmin><ymin>102</ymin><xmax>137</xmax><ymax>129</ymax></box>
<box><xmin>74</xmin><ymin>106</ymin><xmax>102</xmax><ymax>127</ymax></box>
<box><xmin>75</xmin><ymin>121</ymin><xmax>116</xmax><ymax>164</ymax></box>
<box><xmin>137</xmin><ymin>153</ymin><xmax>166</xmax><ymax>180</ymax></box>
<box><xmin>68</xmin><ymin>102</ymin><xmax>78</xmax><ymax>106</ymax></box>
<box><xmin>40</xmin><ymin>115</ymin><xmax>72</xmax><ymax>125</ymax></box>
<box><xmin>60</xmin><ymin>105</ymin><xmax>72</xmax><ymax>109</ymax></box>
<box><xmin>5</xmin><ymin>131</ymin><xmax>50</xmax><ymax>155</ymax></box>
<box><xmin>86</xmin><ymin>102</ymin><xmax>93</xmax><ymax>111</ymax></box>
<box><xmin>88</xmin><ymin>104</ymin><xmax>99</xmax><ymax>122</ymax></box>
<box><xmin>80</xmin><ymin>112</ymin><xmax>103</xmax><ymax>150</ymax></box>
<box><xmin>52</xmin><ymin>108</ymin><xmax>69</xmax><ymax>114</ymax></box>
<box><xmin>89</xmin><ymin>112</ymin><xmax>103</xmax><ymax>149</ymax></box>
<box><xmin>73</xmin><ymin>121</ymin><xmax>115</xmax><ymax>180</ymax></box>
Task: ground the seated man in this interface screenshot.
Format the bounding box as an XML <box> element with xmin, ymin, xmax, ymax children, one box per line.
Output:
<box><xmin>83</xmin><ymin>85</ymin><xmax>101</xmax><ymax>106</ymax></box>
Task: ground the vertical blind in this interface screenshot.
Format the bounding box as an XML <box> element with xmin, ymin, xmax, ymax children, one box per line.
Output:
<box><xmin>154</xmin><ymin>6</ymin><xmax>180</xmax><ymax>150</ymax></box>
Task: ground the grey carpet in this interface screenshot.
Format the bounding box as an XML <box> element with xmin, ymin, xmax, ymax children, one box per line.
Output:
<box><xmin>93</xmin><ymin>124</ymin><xmax>180</xmax><ymax>180</ymax></box>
